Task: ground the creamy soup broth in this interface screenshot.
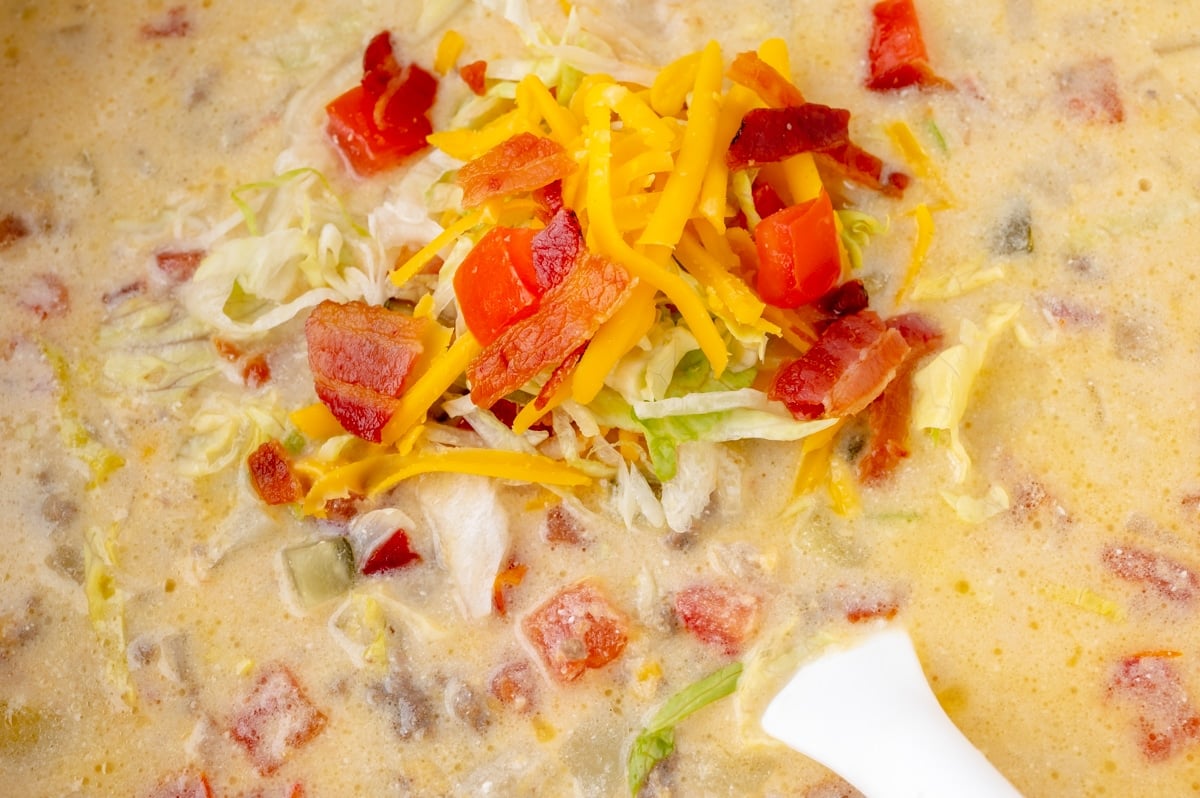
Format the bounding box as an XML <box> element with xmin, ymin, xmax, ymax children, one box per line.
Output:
<box><xmin>3</xmin><ymin>1</ymin><xmax>1200</xmax><ymax>796</ymax></box>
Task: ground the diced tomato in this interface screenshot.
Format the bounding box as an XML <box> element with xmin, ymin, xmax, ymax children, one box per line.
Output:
<box><xmin>326</xmin><ymin>84</ymin><xmax>432</xmax><ymax>176</ymax></box>
<box><xmin>305</xmin><ymin>300</ymin><xmax>435</xmax><ymax>442</ymax></box>
<box><xmin>468</xmin><ymin>251</ymin><xmax>633</xmax><ymax>409</ymax></box>
<box><xmin>247</xmin><ymin>440</ymin><xmax>305</xmax><ymax>506</ymax></box>
<box><xmin>770</xmin><ymin>310</ymin><xmax>911</xmax><ymax>420</ymax></box>
<box><xmin>1057</xmin><ymin>58</ymin><xmax>1124</xmax><ymax>124</ymax></box>
<box><xmin>1103</xmin><ymin>545</ymin><xmax>1200</xmax><ymax>605</ymax></box>
<box><xmin>361</xmin><ymin>528</ymin><xmax>422</xmax><ymax>575</ymax></box>
<box><xmin>531</xmin><ymin>208</ymin><xmax>583</xmax><ymax>291</ymax></box>
<box><xmin>521</xmin><ymin>582</ymin><xmax>629</xmax><ymax>682</ymax></box>
<box><xmin>754</xmin><ymin>190</ymin><xmax>842</xmax><ymax>308</ymax></box>
<box><xmin>489</xmin><ymin>659</ymin><xmax>539</xmax><ymax>713</ymax></box>
<box><xmin>865</xmin><ymin>0</ymin><xmax>952</xmax><ymax>91</ymax></box>
<box><xmin>154</xmin><ymin>249</ymin><xmax>204</xmax><ymax>282</ymax></box>
<box><xmin>1108</xmin><ymin>652</ymin><xmax>1200</xmax><ymax>761</ymax></box>
<box><xmin>229</xmin><ymin>664</ymin><xmax>327</xmax><ymax>776</ymax></box>
<box><xmin>726</xmin><ymin>104</ymin><xmax>851</xmax><ymax>171</ymax></box>
<box><xmin>18</xmin><ymin>273</ymin><xmax>70</xmax><ymax>320</ymax></box>
<box><xmin>815</xmin><ymin>141</ymin><xmax>909</xmax><ymax>197</ymax></box>
<box><xmin>454</xmin><ymin>225</ymin><xmax>542</xmax><ymax>345</ymax></box>
<box><xmin>673</xmin><ymin>583</ymin><xmax>762</xmax><ymax>655</ymax></box>
<box><xmin>727</xmin><ymin>50</ymin><xmax>806</xmax><ymax>108</ymax></box>
<box><xmin>455</xmin><ymin>132</ymin><xmax>579</xmax><ymax>209</ymax></box>
<box><xmin>0</xmin><ymin>213</ymin><xmax>30</xmax><ymax>250</ymax></box>
<box><xmin>459</xmin><ymin>59</ymin><xmax>488</xmax><ymax>95</ymax></box>
<box><xmin>143</xmin><ymin>771</ymin><xmax>212</xmax><ymax>798</ymax></box>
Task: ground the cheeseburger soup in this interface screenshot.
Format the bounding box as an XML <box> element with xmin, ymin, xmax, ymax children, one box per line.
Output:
<box><xmin>3</xmin><ymin>1</ymin><xmax>1200</xmax><ymax>796</ymax></box>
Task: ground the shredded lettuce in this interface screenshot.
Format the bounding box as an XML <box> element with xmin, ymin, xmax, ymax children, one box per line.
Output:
<box><xmin>941</xmin><ymin>483</ymin><xmax>1010</xmax><ymax>523</ymax></box>
<box><xmin>837</xmin><ymin>210</ymin><xmax>887</xmax><ymax>273</ymax></box>
<box><xmin>627</xmin><ymin>662</ymin><xmax>742</xmax><ymax>796</ymax></box>
<box><xmin>910</xmin><ymin>259</ymin><xmax>1006</xmax><ymax>300</ymax></box>
<box><xmin>911</xmin><ymin>303</ymin><xmax>1020</xmax><ymax>482</ymax></box>
<box><xmin>177</xmin><ymin>391</ymin><xmax>291</xmax><ymax>477</ymax></box>
<box><xmin>84</xmin><ymin>526</ymin><xmax>135</xmax><ymax>708</ymax></box>
<box><xmin>100</xmin><ymin>295</ymin><xmax>220</xmax><ymax>397</ymax></box>
<box><xmin>44</xmin><ymin>345</ymin><xmax>126</xmax><ymax>488</ymax></box>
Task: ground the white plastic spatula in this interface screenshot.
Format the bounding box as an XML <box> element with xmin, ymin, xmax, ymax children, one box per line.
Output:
<box><xmin>761</xmin><ymin>627</ymin><xmax>1024</xmax><ymax>798</ymax></box>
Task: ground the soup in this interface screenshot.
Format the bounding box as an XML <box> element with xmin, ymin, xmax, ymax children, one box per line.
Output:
<box><xmin>3</xmin><ymin>1</ymin><xmax>1200</xmax><ymax>796</ymax></box>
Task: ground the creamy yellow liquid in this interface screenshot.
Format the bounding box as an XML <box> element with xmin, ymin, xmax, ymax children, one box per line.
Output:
<box><xmin>4</xmin><ymin>2</ymin><xmax>1200</xmax><ymax>796</ymax></box>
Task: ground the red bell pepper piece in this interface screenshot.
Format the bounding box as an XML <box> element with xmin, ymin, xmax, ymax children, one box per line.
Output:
<box><xmin>453</xmin><ymin>225</ymin><xmax>542</xmax><ymax>346</ymax></box>
<box><xmin>753</xmin><ymin>189</ymin><xmax>842</xmax><ymax>308</ymax></box>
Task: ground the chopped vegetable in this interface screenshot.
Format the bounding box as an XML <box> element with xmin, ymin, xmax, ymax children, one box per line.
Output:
<box><xmin>522</xmin><ymin>582</ymin><xmax>629</xmax><ymax>681</ymax></box>
<box><xmin>229</xmin><ymin>664</ymin><xmax>328</xmax><ymax>775</ymax></box>
<box><xmin>452</xmin><ymin>225</ymin><xmax>542</xmax><ymax>344</ymax></box>
<box><xmin>283</xmin><ymin>538</ymin><xmax>355</xmax><ymax>607</ymax></box>
<box><xmin>753</xmin><ymin>190</ymin><xmax>843</xmax><ymax>308</ymax></box>
<box><xmin>865</xmin><ymin>0</ymin><xmax>952</xmax><ymax>91</ymax></box>
<box><xmin>673</xmin><ymin>583</ymin><xmax>762</xmax><ymax>654</ymax></box>
<box><xmin>627</xmin><ymin>662</ymin><xmax>743</xmax><ymax>796</ymax></box>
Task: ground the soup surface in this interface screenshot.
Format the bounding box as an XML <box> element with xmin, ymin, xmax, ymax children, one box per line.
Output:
<box><xmin>4</xmin><ymin>1</ymin><xmax>1200</xmax><ymax>796</ymax></box>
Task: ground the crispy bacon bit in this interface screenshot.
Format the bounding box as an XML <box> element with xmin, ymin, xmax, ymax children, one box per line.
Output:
<box><xmin>493</xmin><ymin>560</ymin><xmax>528</xmax><ymax>616</ymax></box>
<box><xmin>543</xmin><ymin>504</ymin><xmax>588</xmax><ymax>548</ymax></box>
<box><xmin>489</xmin><ymin>659</ymin><xmax>538</xmax><ymax>713</ymax></box>
<box><xmin>1103</xmin><ymin>545</ymin><xmax>1200</xmax><ymax>605</ymax></box>
<box><xmin>141</xmin><ymin>6</ymin><xmax>191</xmax><ymax>39</ymax></box>
<box><xmin>841</xmin><ymin>589</ymin><xmax>902</xmax><ymax>623</ymax></box>
<box><xmin>857</xmin><ymin>313</ymin><xmax>942</xmax><ymax>483</ymax></box>
<box><xmin>243</xmin><ymin>354</ymin><xmax>271</xmax><ymax>388</ymax></box>
<box><xmin>459</xmin><ymin>59</ymin><xmax>488</xmax><ymax>95</ymax></box>
<box><xmin>468</xmin><ymin>252</ymin><xmax>633</xmax><ymax>409</ymax></box>
<box><xmin>306</xmin><ymin>300</ymin><xmax>432</xmax><ymax>442</ymax></box>
<box><xmin>143</xmin><ymin>771</ymin><xmax>213</xmax><ymax>798</ymax></box>
<box><xmin>531</xmin><ymin>207</ymin><xmax>583</xmax><ymax>291</ymax></box>
<box><xmin>728</xmin><ymin>50</ymin><xmax>806</xmax><ymax>108</ymax></box>
<box><xmin>456</xmin><ymin>133</ymin><xmax>579</xmax><ymax>209</ymax></box>
<box><xmin>0</xmin><ymin>213</ymin><xmax>30</xmax><ymax>250</ymax></box>
<box><xmin>1058</xmin><ymin>58</ymin><xmax>1124</xmax><ymax>124</ymax></box>
<box><xmin>521</xmin><ymin>582</ymin><xmax>629</xmax><ymax>682</ymax></box>
<box><xmin>229</xmin><ymin>664</ymin><xmax>327</xmax><ymax>776</ymax></box>
<box><xmin>323</xmin><ymin>495</ymin><xmax>362</xmax><ymax>523</ymax></box>
<box><xmin>727</xmin><ymin>104</ymin><xmax>851</xmax><ymax>171</ymax></box>
<box><xmin>865</xmin><ymin>0</ymin><xmax>951</xmax><ymax>92</ymax></box>
<box><xmin>155</xmin><ymin>249</ymin><xmax>205</xmax><ymax>282</ymax></box>
<box><xmin>19</xmin><ymin>273</ymin><xmax>70</xmax><ymax>320</ymax></box>
<box><xmin>533</xmin><ymin>343</ymin><xmax>586</xmax><ymax>411</ymax></box>
<box><xmin>770</xmin><ymin>310</ymin><xmax>911</xmax><ymax>421</ymax></box>
<box><xmin>247</xmin><ymin>440</ymin><xmax>304</xmax><ymax>506</ymax></box>
<box><xmin>1108</xmin><ymin>653</ymin><xmax>1200</xmax><ymax>761</ymax></box>
<box><xmin>815</xmin><ymin>141</ymin><xmax>908</xmax><ymax>197</ymax></box>
<box><xmin>673</xmin><ymin>583</ymin><xmax>762</xmax><ymax>655</ymax></box>
<box><xmin>533</xmin><ymin>180</ymin><xmax>565</xmax><ymax>217</ymax></box>
<box><xmin>361</xmin><ymin>528</ymin><xmax>422</xmax><ymax>575</ymax></box>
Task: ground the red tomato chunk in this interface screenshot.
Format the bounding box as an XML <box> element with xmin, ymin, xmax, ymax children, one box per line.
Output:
<box><xmin>865</xmin><ymin>0</ymin><xmax>951</xmax><ymax>91</ymax></box>
<box><xmin>673</xmin><ymin>583</ymin><xmax>762</xmax><ymax>655</ymax></box>
<box><xmin>453</xmin><ymin>226</ymin><xmax>542</xmax><ymax>345</ymax></box>
<box><xmin>521</xmin><ymin>582</ymin><xmax>629</xmax><ymax>682</ymax></box>
<box><xmin>142</xmin><ymin>771</ymin><xmax>212</xmax><ymax>798</ymax></box>
<box><xmin>754</xmin><ymin>190</ymin><xmax>843</xmax><ymax>308</ymax></box>
<box><xmin>1109</xmin><ymin>653</ymin><xmax>1200</xmax><ymax>762</ymax></box>
<box><xmin>229</xmin><ymin>665</ymin><xmax>327</xmax><ymax>776</ymax></box>
<box><xmin>361</xmin><ymin>528</ymin><xmax>422</xmax><ymax>575</ymax></box>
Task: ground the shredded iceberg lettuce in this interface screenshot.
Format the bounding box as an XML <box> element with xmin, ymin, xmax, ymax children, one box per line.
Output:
<box><xmin>177</xmin><ymin>390</ymin><xmax>291</xmax><ymax>477</ymax></box>
<box><xmin>84</xmin><ymin>526</ymin><xmax>135</xmax><ymax>709</ymax></box>
<box><xmin>100</xmin><ymin>295</ymin><xmax>221</xmax><ymax>396</ymax></box>
<box><xmin>911</xmin><ymin>303</ymin><xmax>1021</xmax><ymax>482</ymax></box>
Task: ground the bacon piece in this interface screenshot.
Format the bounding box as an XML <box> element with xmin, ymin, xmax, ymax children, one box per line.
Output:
<box><xmin>154</xmin><ymin>249</ymin><xmax>205</xmax><ymax>282</ymax></box>
<box><xmin>521</xmin><ymin>582</ymin><xmax>629</xmax><ymax>682</ymax></box>
<box><xmin>248</xmin><ymin>440</ymin><xmax>304</xmax><ymax>506</ymax></box>
<box><xmin>815</xmin><ymin>142</ymin><xmax>909</xmax><ymax>197</ymax></box>
<box><xmin>533</xmin><ymin>180</ymin><xmax>565</xmax><ymax>217</ymax></box>
<box><xmin>459</xmin><ymin>59</ymin><xmax>488</xmax><ymax>95</ymax></box>
<box><xmin>468</xmin><ymin>251</ymin><xmax>633</xmax><ymax>409</ymax></box>
<box><xmin>242</xmin><ymin>354</ymin><xmax>271</xmax><ymax>388</ymax></box>
<box><xmin>728</xmin><ymin>51</ymin><xmax>806</xmax><ymax>108</ymax></box>
<box><xmin>531</xmin><ymin>208</ymin><xmax>583</xmax><ymax>291</ymax></box>
<box><xmin>1108</xmin><ymin>653</ymin><xmax>1200</xmax><ymax>761</ymax></box>
<box><xmin>141</xmin><ymin>6</ymin><xmax>191</xmax><ymax>39</ymax></box>
<box><xmin>0</xmin><ymin>213</ymin><xmax>30</xmax><ymax>250</ymax></box>
<box><xmin>726</xmin><ymin>104</ymin><xmax>851</xmax><ymax>171</ymax></box>
<box><xmin>456</xmin><ymin>133</ymin><xmax>579</xmax><ymax>209</ymax></box>
<box><xmin>489</xmin><ymin>659</ymin><xmax>538</xmax><ymax>713</ymax></box>
<box><xmin>1058</xmin><ymin>58</ymin><xmax>1124</xmax><ymax>124</ymax></box>
<box><xmin>361</xmin><ymin>528</ymin><xmax>422</xmax><ymax>575</ymax></box>
<box><xmin>815</xmin><ymin>279</ymin><xmax>870</xmax><ymax>318</ymax></box>
<box><xmin>533</xmin><ymin>343</ymin><xmax>585</xmax><ymax>411</ymax></box>
<box><xmin>229</xmin><ymin>665</ymin><xmax>327</xmax><ymax>776</ymax></box>
<box><xmin>1102</xmin><ymin>545</ymin><xmax>1200</xmax><ymax>605</ymax></box>
<box><xmin>305</xmin><ymin>300</ymin><xmax>431</xmax><ymax>442</ymax></box>
<box><xmin>18</xmin><ymin>273</ymin><xmax>70</xmax><ymax>320</ymax></box>
<box><xmin>857</xmin><ymin>313</ymin><xmax>942</xmax><ymax>483</ymax></box>
<box><xmin>143</xmin><ymin>771</ymin><xmax>212</xmax><ymax>798</ymax></box>
<box><xmin>673</xmin><ymin>583</ymin><xmax>762</xmax><ymax>655</ymax></box>
<box><xmin>770</xmin><ymin>310</ymin><xmax>911</xmax><ymax>420</ymax></box>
